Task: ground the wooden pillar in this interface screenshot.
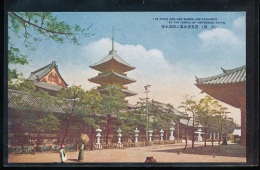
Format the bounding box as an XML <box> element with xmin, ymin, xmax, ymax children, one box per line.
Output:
<box><xmin>240</xmin><ymin>97</ymin><xmax>246</xmax><ymax>146</ymax></box>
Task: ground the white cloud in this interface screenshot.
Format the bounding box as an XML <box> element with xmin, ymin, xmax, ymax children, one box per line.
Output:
<box><xmin>59</xmin><ymin>38</ymin><xmax>241</xmax><ymax>125</ymax></box>
<box><xmin>233</xmin><ymin>15</ymin><xmax>246</xmax><ymax>30</ymax></box>
<box><xmin>198</xmin><ymin>28</ymin><xmax>241</xmax><ymax>47</ymax></box>
<box><xmin>81</xmin><ymin>38</ymin><xmax>201</xmax><ymax>106</ymax></box>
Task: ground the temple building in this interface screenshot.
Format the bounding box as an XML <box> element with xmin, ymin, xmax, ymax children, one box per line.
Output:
<box><xmin>195</xmin><ymin>65</ymin><xmax>246</xmax><ymax>146</ymax></box>
<box><xmin>88</xmin><ymin>31</ymin><xmax>137</xmax><ymax>98</ymax></box>
<box><xmin>28</xmin><ymin>61</ymin><xmax>68</xmax><ymax>95</ymax></box>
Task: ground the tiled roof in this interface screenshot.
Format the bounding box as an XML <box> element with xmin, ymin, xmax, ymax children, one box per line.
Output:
<box><xmin>121</xmin><ymin>89</ymin><xmax>137</xmax><ymax>96</ymax></box>
<box><xmin>33</xmin><ymin>82</ymin><xmax>65</xmax><ymax>92</ymax></box>
<box><xmin>90</xmin><ymin>50</ymin><xmax>135</xmax><ymax>72</ymax></box>
<box><xmin>97</xmin><ymin>87</ymin><xmax>137</xmax><ymax>97</ymax></box>
<box><xmin>151</xmin><ymin>100</ymin><xmax>199</xmax><ymax>126</ymax></box>
<box><xmin>8</xmin><ymin>89</ymin><xmax>67</xmax><ymax>113</ymax></box>
<box><xmin>89</xmin><ymin>71</ymin><xmax>136</xmax><ymax>85</ymax></box>
<box><xmin>152</xmin><ymin>100</ymin><xmax>182</xmax><ymax>116</ymax></box>
<box><xmin>179</xmin><ymin>119</ymin><xmax>194</xmax><ymax>127</ymax></box>
<box><xmin>195</xmin><ymin>65</ymin><xmax>246</xmax><ymax>85</ymax></box>
<box><xmin>28</xmin><ymin>61</ymin><xmax>68</xmax><ymax>86</ymax></box>
<box><xmin>8</xmin><ymin>89</ymin><xmax>131</xmax><ymax>117</ymax></box>
<box><xmin>179</xmin><ymin>118</ymin><xmax>203</xmax><ymax>127</ymax></box>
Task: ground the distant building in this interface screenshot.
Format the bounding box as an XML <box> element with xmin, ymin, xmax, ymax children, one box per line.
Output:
<box><xmin>232</xmin><ymin>129</ymin><xmax>241</xmax><ymax>136</ymax></box>
<box><xmin>195</xmin><ymin>65</ymin><xmax>246</xmax><ymax>146</ymax></box>
<box><xmin>150</xmin><ymin>100</ymin><xmax>199</xmax><ymax>141</ymax></box>
<box><xmin>28</xmin><ymin>61</ymin><xmax>68</xmax><ymax>95</ymax></box>
<box><xmin>88</xmin><ymin>30</ymin><xmax>137</xmax><ymax>99</ymax></box>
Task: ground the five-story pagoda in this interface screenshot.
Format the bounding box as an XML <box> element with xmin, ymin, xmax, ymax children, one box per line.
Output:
<box><xmin>88</xmin><ymin>29</ymin><xmax>137</xmax><ymax>98</ymax></box>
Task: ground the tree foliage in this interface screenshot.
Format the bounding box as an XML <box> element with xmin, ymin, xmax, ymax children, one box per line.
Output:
<box><xmin>56</xmin><ymin>85</ymin><xmax>85</xmax><ymax>148</ymax></box>
<box><xmin>8</xmin><ymin>12</ymin><xmax>93</xmax><ymax>81</ymax></box>
<box><xmin>8</xmin><ymin>78</ymin><xmax>36</xmax><ymax>92</ymax></box>
<box><xmin>102</xmin><ymin>84</ymin><xmax>126</xmax><ymax>116</ymax></box>
<box><xmin>150</xmin><ymin>101</ymin><xmax>177</xmax><ymax>130</ymax></box>
<box><xmin>79</xmin><ymin>88</ymin><xmax>103</xmax><ymax>149</ymax></box>
<box><xmin>196</xmin><ymin>95</ymin><xmax>222</xmax><ymax>146</ymax></box>
<box><xmin>102</xmin><ymin>84</ymin><xmax>127</xmax><ymax>144</ymax></box>
<box><xmin>178</xmin><ymin>95</ymin><xmax>198</xmax><ymax>149</ymax></box>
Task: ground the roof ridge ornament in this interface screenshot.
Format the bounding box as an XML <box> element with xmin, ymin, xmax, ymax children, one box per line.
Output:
<box><xmin>221</xmin><ymin>67</ymin><xmax>227</xmax><ymax>73</ymax></box>
<box><xmin>112</xmin><ymin>27</ymin><xmax>114</xmax><ymax>51</ymax></box>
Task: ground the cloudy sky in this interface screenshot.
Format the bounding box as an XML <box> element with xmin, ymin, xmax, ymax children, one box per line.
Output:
<box><xmin>9</xmin><ymin>12</ymin><xmax>246</xmax><ymax>125</ymax></box>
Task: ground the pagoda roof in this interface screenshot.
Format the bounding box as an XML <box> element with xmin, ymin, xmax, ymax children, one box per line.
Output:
<box><xmin>89</xmin><ymin>71</ymin><xmax>136</xmax><ymax>85</ymax></box>
<box><xmin>97</xmin><ymin>87</ymin><xmax>137</xmax><ymax>97</ymax></box>
<box><xmin>90</xmin><ymin>50</ymin><xmax>135</xmax><ymax>72</ymax></box>
<box><xmin>195</xmin><ymin>65</ymin><xmax>246</xmax><ymax>85</ymax></box>
<box><xmin>28</xmin><ymin>61</ymin><xmax>68</xmax><ymax>86</ymax></box>
<box><xmin>121</xmin><ymin>88</ymin><xmax>137</xmax><ymax>97</ymax></box>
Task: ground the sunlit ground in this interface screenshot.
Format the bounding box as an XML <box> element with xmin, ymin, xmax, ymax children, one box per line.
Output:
<box><xmin>8</xmin><ymin>141</ymin><xmax>246</xmax><ymax>164</ymax></box>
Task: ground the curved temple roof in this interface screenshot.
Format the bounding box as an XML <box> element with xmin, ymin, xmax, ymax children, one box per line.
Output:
<box><xmin>28</xmin><ymin>61</ymin><xmax>68</xmax><ymax>86</ymax></box>
<box><xmin>96</xmin><ymin>87</ymin><xmax>137</xmax><ymax>97</ymax></box>
<box><xmin>90</xmin><ymin>50</ymin><xmax>135</xmax><ymax>72</ymax></box>
<box><xmin>195</xmin><ymin>65</ymin><xmax>246</xmax><ymax>85</ymax></box>
<box><xmin>89</xmin><ymin>71</ymin><xmax>136</xmax><ymax>85</ymax></box>
<box><xmin>33</xmin><ymin>82</ymin><xmax>65</xmax><ymax>91</ymax></box>
<box><xmin>195</xmin><ymin>65</ymin><xmax>246</xmax><ymax>108</ymax></box>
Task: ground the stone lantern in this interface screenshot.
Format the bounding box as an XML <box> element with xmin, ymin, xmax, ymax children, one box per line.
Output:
<box><xmin>96</xmin><ymin>128</ymin><xmax>102</xmax><ymax>149</ymax></box>
<box><xmin>169</xmin><ymin>127</ymin><xmax>175</xmax><ymax>141</ymax></box>
<box><xmin>134</xmin><ymin>128</ymin><xmax>139</xmax><ymax>145</ymax></box>
<box><xmin>194</xmin><ymin>128</ymin><xmax>204</xmax><ymax>142</ymax></box>
<box><xmin>117</xmin><ymin>128</ymin><xmax>123</xmax><ymax>149</ymax></box>
<box><xmin>159</xmin><ymin>129</ymin><xmax>164</xmax><ymax>142</ymax></box>
<box><xmin>148</xmin><ymin>130</ymin><xmax>153</xmax><ymax>142</ymax></box>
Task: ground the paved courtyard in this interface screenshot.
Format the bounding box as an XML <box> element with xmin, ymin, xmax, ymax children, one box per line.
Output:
<box><xmin>8</xmin><ymin>142</ymin><xmax>246</xmax><ymax>164</ymax></box>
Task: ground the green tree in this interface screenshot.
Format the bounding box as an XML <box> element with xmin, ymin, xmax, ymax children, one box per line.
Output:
<box><xmin>8</xmin><ymin>77</ymin><xmax>36</xmax><ymax>92</ymax></box>
<box><xmin>56</xmin><ymin>85</ymin><xmax>84</xmax><ymax>148</ymax></box>
<box><xmin>8</xmin><ymin>12</ymin><xmax>92</xmax><ymax>81</ymax></box>
<box><xmin>216</xmin><ymin>105</ymin><xmax>229</xmax><ymax>145</ymax></box>
<box><xmin>178</xmin><ymin>95</ymin><xmax>198</xmax><ymax>150</ymax></box>
<box><xmin>196</xmin><ymin>95</ymin><xmax>221</xmax><ymax>147</ymax></box>
<box><xmin>102</xmin><ymin>84</ymin><xmax>126</xmax><ymax>145</ymax></box>
<box><xmin>150</xmin><ymin>101</ymin><xmax>178</xmax><ymax>139</ymax></box>
<box><xmin>222</xmin><ymin>118</ymin><xmax>237</xmax><ymax>137</ymax></box>
<box><xmin>119</xmin><ymin>109</ymin><xmax>142</xmax><ymax>141</ymax></box>
<box><xmin>80</xmin><ymin>89</ymin><xmax>103</xmax><ymax>150</ymax></box>
<box><xmin>206</xmin><ymin>115</ymin><xmax>220</xmax><ymax>146</ymax></box>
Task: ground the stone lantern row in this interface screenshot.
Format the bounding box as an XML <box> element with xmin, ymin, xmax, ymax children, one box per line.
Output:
<box><xmin>94</xmin><ymin>127</ymin><xmax>176</xmax><ymax>149</ymax></box>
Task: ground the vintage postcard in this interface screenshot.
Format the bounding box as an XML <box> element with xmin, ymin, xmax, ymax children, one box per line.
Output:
<box><xmin>4</xmin><ymin>0</ymin><xmax>259</xmax><ymax>167</ymax></box>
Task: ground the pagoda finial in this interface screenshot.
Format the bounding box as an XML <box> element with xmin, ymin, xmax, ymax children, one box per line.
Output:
<box><xmin>112</xmin><ymin>27</ymin><xmax>114</xmax><ymax>51</ymax></box>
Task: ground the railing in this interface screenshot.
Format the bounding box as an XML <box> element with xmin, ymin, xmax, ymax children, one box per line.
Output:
<box><xmin>8</xmin><ymin>140</ymin><xmax>177</xmax><ymax>154</ymax></box>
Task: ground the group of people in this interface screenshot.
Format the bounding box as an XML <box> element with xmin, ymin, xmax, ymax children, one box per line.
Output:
<box><xmin>59</xmin><ymin>143</ymin><xmax>85</xmax><ymax>163</ymax></box>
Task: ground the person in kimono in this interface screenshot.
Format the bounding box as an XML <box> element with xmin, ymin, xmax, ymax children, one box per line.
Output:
<box><xmin>60</xmin><ymin>145</ymin><xmax>67</xmax><ymax>163</ymax></box>
<box><xmin>78</xmin><ymin>142</ymin><xmax>85</xmax><ymax>161</ymax></box>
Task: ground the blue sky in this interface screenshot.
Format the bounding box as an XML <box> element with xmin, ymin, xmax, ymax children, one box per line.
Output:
<box><xmin>9</xmin><ymin>12</ymin><xmax>246</xmax><ymax>125</ymax></box>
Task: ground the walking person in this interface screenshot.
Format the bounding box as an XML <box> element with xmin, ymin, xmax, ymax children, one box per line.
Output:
<box><xmin>60</xmin><ymin>145</ymin><xmax>67</xmax><ymax>163</ymax></box>
<box><xmin>78</xmin><ymin>142</ymin><xmax>85</xmax><ymax>161</ymax></box>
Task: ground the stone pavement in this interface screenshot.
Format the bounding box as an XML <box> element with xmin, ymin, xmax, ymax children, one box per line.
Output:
<box><xmin>8</xmin><ymin>142</ymin><xmax>246</xmax><ymax>164</ymax></box>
